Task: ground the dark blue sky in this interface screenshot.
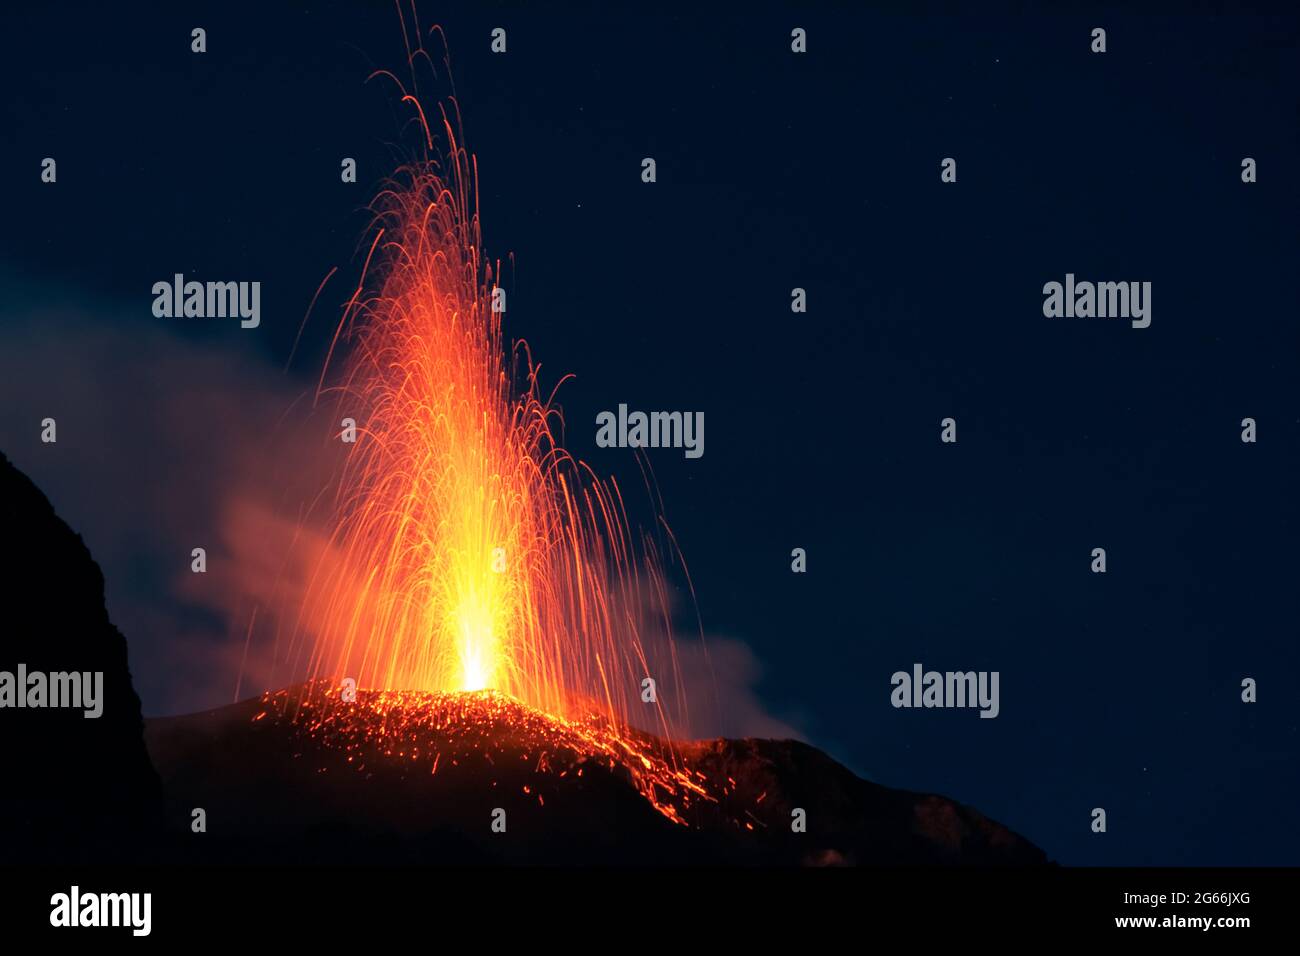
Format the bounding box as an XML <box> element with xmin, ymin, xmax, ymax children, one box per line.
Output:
<box><xmin>2</xmin><ymin>2</ymin><xmax>1297</xmax><ymax>866</ymax></box>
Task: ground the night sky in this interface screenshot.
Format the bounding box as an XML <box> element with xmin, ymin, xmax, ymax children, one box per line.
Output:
<box><xmin>2</xmin><ymin>2</ymin><xmax>1297</xmax><ymax>867</ymax></box>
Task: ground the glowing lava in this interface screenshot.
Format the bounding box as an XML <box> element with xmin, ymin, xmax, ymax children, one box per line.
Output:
<box><xmin>265</xmin><ymin>681</ymin><xmax>716</xmax><ymax>827</ymax></box>
<box><xmin>298</xmin><ymin>37</ymin><xmax>692</xmax><ymax>760</ymax></box>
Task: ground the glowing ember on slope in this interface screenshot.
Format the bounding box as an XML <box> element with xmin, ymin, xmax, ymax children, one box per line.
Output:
<box><xmin>260</xmin><ymin>681</ymin><xmax>715</xmax><ymax>825</ymax></box>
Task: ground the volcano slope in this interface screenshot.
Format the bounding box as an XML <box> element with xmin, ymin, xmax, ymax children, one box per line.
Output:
<box><xmin>145</xmin><ymin>683</ymin><xmax>1048</xmax><ymax>866</ymax></box>
<box><xmin>0</xmin><ymin>449</ymin><xmax>1045</xmax><ymax>867</ymax></box>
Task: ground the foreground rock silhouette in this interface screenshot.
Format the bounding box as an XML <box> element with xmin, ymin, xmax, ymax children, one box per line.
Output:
<box><xmin>0</xmin><ymin>452</ymin><xmax>161</xmax><ymax>864</ymax></box>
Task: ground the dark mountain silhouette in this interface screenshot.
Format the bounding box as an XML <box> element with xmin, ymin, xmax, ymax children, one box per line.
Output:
<box><xmin>0</xmin><ymin>451</ymin><xmax>1046</xmax><ymax>865</ymax></box>
<box><xmin>0</xmin><ymin>452</ymin><xmax>161</xmax><ymax>863</ymax></box>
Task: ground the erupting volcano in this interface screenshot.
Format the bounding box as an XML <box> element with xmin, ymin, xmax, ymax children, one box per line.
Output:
<box><xmin>0</xmin><ymin>21</ymin><xmax>1051</xmax><ymax>866</ymax></box>
<box><xmin>277</xmin><ymin>41</ymin><xmax>700</xmax><ymax>823</ymax></box>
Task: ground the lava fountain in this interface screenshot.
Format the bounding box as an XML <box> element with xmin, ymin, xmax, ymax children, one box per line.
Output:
<box><xmin>296</xmin><ymin>40</ymin><xmax>694</xmax><ymax>758</ymax></box>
